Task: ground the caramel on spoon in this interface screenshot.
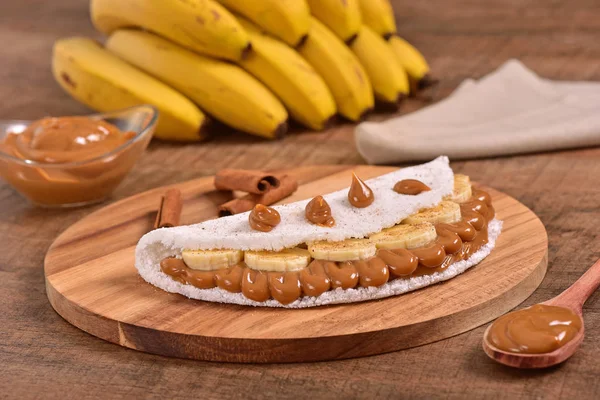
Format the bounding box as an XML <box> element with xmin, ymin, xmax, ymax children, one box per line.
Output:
<box><xmin>482</xmin><ymin>257</ymin><xmax>600</xmax><ymax>368</ymax></box>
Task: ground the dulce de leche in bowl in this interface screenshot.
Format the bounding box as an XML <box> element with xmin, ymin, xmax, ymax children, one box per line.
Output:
<box><xmin>0</xmin><ymin>105</ymin><xmax>157</xmax><ymax>207</ymax></box>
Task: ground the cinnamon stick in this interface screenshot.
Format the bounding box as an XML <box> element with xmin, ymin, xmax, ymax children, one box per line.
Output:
<box><xmin>214</xmin><ymin>169</ymin><xmax>280</xmax><ymax>194</ymax></box>
<box><xmin>218</xmin><ymin>175</ymin><xmax>298</xmax><ymax>217</ymax></box>
<box><xmin>154</xmin><ymin>189</ymin><xmax>182</xmax><ymax>229</ymax></box>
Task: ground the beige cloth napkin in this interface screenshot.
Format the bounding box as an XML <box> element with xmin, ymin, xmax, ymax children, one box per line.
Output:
<box><xmin>355</xmin><ymin>59</ymin><xmax>600</xmax><ymax>164</ymax></box>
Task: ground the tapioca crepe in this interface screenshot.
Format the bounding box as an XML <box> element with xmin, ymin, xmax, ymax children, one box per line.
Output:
<box><xmin>135</xmin><ymin>156</ymin><xmax>502</xmax><ymax>308</ymax></box>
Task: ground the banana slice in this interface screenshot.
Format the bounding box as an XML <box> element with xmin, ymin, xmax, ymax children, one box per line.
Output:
<box><xmin>308</xmin><ymin>238</ymin><xmax>376</xmax><ymax>262</ymax></box>
<box><xmin>244</xmin><ymin>248</ymin><xmax>311</xmax><ymax>272</ymax></box>
<box><xmin>402</xmin><ymin>201</ymin><xmax>461</xmax><ymax>225</ymax></box>
<box><xmin>182</xmin><ymin>249</ymin><xmax>243</xmax><ymax>271</ymax></box>
<box><xmin>370</xmin><ymin>223</ymin><xmax>436</xmax><ymax>250</ymax></box>
<box><xmin>446</xmin><ymin>174</ymin><xmax>472</xmax><ymax>204</ymax></box>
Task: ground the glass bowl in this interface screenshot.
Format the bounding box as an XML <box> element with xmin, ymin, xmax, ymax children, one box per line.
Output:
<box><xmin>0</xmin><ymin>105</ymin><xmax>157</xmax><ymax>207</ymax></box>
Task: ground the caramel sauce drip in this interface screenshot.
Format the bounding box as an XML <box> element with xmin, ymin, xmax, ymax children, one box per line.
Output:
<box><xmin>437</xmin><ymin>221</ymin><xmax>476</xmax><ymax>242</ymax></box>
<box><xmin>472</xmin><ymin>189</ymin><xmax>492</xmax><ymax>206</ymax></box>
<box><xmin>299</xmin><ymin>260</ymin><xmax>332</xmax><ymax>297</ymax></box>
<box><xmin>393</xmin><ymin>179</ymin><xmax>431</xmax><ymax>195</ymax></box>
<box><xmin>325</xmin><ymin>261</ymin><xmax>359</xmax><ymax>289</ymax></box>
<box><xmin>160</xmin><ymin>189</ymin><xmax>496</xmax><ymax>305</ymax></box>
<box><xmin>249</xmin><ymin>204</ymin><xmax>281</xmax><ymax>232</ymax></box>
<box><xmin>268</xmin><ymin>271</ymin><xmax>302</xmax><ymax>305</ymax></box>
<box><xmin>305</xmin><ymin>195</ymin><xmax>335</xmax><ymax>227</ymax></box>
<box><xmin>355</xmin><ymin>257</ymin><xmax>389</xmax><ymax>287</ymax></box>
<box><xmin>411</xmin><ymin>243</ymin><xmax>447</xmax><ymax>268</ymax></box>
<box><xmin>461</xmin><ymin>209</ymin><xmax>485</xmax><ymax>231</ymax></box>
<box><xmin>435</xmin><ymin>228</ymin><xmax>463</xmax><ymax>254</ymax></box>
<box><xmin>241</xmin><ymin>268</ymin><xmax>270</xmax><ymax>302</ymax></box>
<box><xmin>160</xmin><ymin>258</ymin><xmax>216</xmax><ymax>289</ymax></box>
<box><xmin>214</xmin><ymin>264</ymin><xmax>244</xmax><ymax>293</ymax></box>
<box><xmin>377</xmin><ymin>249</ymin><xmax>418</xmax><ymax>277</ymax></box>
<box><xmin>461</xmin><ymin>199</ymin><xmax>488</xmax><ymax>219</ymax></box>
<box><xmin>348</xmin><ymin>172</ymin><xmax>374</xmax><ymax>208</ymax></box>
<box><xmin>486</xmin><ymin>305</ymin><xmax>582</xmax><ymax>354</ymax></box>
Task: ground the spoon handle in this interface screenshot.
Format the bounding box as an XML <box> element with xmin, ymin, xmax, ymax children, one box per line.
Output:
<box><xmin>553</xmin><ymin>257</ymin><xmax>600</xmax><ymax>310</ymax></box>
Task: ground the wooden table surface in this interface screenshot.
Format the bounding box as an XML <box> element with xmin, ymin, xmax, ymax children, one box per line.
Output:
<box><xmin>1</xmin><ymin>0</ymin><xmax>600</xmax><ymax>399</ymax></box>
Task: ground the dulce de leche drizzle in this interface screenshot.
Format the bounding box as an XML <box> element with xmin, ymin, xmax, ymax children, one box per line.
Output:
<box><xmin>348</xmin><ymin>172</ymin><xmax>374</xmax><ymax>208</ymax></box>
<box><xmin>305</xmin><ymin>195</ymin><xmax>335</xmax><ymax>227</ymax></box>
<box><xmin>486</xmin><ymin>305</ymin><xmax>582</xmax><ymax>354</ymax></box>
<box><xmin>393</xmin><ymin>179</ymin><xmax>431</xmax><ymax>195</ymax></box>
<box><xmin>160</xmin><ymin>188</ymin><xmax>495</xmax><ymax>305</ymax></box>
<box><xmin>249</xmin><ymin>204</ymin><xmax>281</xmax><ymax>232</ymax></box>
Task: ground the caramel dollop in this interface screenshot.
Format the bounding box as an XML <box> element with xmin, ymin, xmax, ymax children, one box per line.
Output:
<box><xmin>249</xmin><ymin>204</ymin><xmax>281</xmax><ymax>232</ymax></box>
<box><xmin>348</xmin><ymin>172</ymin><xmax>374</xmax><ymax>208</ymax></box>
<box><xmin>393</xmin><ymin>179</ymin><xmax>431</xmax><ymax>195</ymax></box>
<box><xmin>486</xmin><ymin>304</ymin><xmax>582</xmax><ymax>354</ymax></box>
<box><xmin>305</xmin><ymin>195</ymin><xmax>335</xmax><ymax>227</ymax></box>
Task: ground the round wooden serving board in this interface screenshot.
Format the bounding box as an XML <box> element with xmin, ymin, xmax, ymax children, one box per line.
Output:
<box><xmin>45</xmin><ymin>165</ymin><xmax>548</xmax><ymax>363</ymax></box>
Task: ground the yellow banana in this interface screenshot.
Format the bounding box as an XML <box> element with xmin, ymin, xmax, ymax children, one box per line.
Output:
<box><xmin>245</xmin><ymin>248</ymin><xmax>311</xmax><ymax>272</ymax></box>
<box><xmin>402</xmin><ymin>201</ymin><xmax>462</xmax><ymax>225</ymax></box>
<box><xmin>358</xmin><ymin>0</ymin><xmax>397</xmax><ymax>38</ymax></box>
<box><xmin>350</xmin><ymin>25</ymin><xmax>409</xmax><ymax>106</ymax></box>
<box><xmin>298</xmin><ymin>18</ymin><xmax>373</xmax><ymax>121</ymax></box>
<box><xmin>388</xmin><ymin>35</ymin><xmax>437</xmax><ymax>93</ymax></box>
<box><xmin>106</xmin><ymin>30</ymin><xmax>288</xmax><ymax>140</ymax></box>
<box><xmin>236</xmin><ymin>18</ymin><xmax>336</xmax><ymax>130</ymax></box>
<box><xmin>308</xmin><ymin>238</ymin><xmax>376</xmax><ymax>262</ymax></box>
<box><xmin>90</xmin><ymin>0</ymin><xmax>250</xmax><ymax>61</ymax></box>
<box><xmin>52</xmin><ymin>37</ymin><xmax>207</xmax><ymax>142</ymax></box>
<box><xmin>370</xmin><ymin>223</ymin><xmax>437</xmax><ymax>250</ymax></box>
<box><xmin>215</xmin><ymin>0</ymin><xmax>310</xmax><ymax>47</ymax></box>
<box><xmin>306</xmin><ymin>0</ymin><xmax>362</xmax><ymax>42</ymax></box>
<box><xmin>182</xmin><ymin>249</ymin><xmax>243</xmax><ymax>271</ymax></box>
<box><xmin>447</xmin><ymin>174</ymin><xmax>472</xmax><ymax>204</ymax></box>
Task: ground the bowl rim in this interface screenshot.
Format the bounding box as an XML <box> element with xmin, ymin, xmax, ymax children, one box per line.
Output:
<box><xmin>0</xmin><ymin>104</ymin><xmax>158</xmax><ymax>168</ymax></box>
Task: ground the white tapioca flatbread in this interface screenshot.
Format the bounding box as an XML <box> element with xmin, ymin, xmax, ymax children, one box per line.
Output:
<box><xmin>135</xmin><ymin>156</ymin><xmax>501</xmax><ymax>308</ymax></box>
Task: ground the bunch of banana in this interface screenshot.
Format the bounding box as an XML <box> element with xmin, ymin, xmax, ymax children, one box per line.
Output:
<box><xmin>306</xmin><ymin>0</ymin><xmax>362</xmax><ymax>43</ymax></box>
<box><xmin>358</xmin><ymin>0</ymin><xmax>397</xmax><ymax>39</ymax></box>
<box><xmin>91</xmin><ymin>0</ymin><xmax>250</xmax><ymax>61</ymax></box>
<box><xmin>236</xmin><ymin>17</ymin><xmax>336</xmax><ymax>131</ymax></box>
<box><xmin>298</xmin><ymin>18</ymin><xmax>374</xmax><ymax>121</ymax></box>
<box><xmin>349</xmin><ymin>25</ymin><xmax>409</xmax><ymax>107</ymax></box>
<box><xmin>52</xmin><ymin>37</ymin><xmax>207</xmax><ymax>141</ymax></box>
<box><xmin>106</xmin><ymin>30</ymin><xmax>288</xmax><ymax>139</ymax></box>
<box><xmin>388</xmin><ymin>35</ymin><xmax>437</xmax><ymax>94</ymax></box>
<box><xmin>215</xmin><ymin>0</ymin><xmax>310</xmax><ymax>47</ymax></box>
<box><xmin>402</xmin><ymin>201</ymin><xmax>462</xmax><ymax>225</ymax></box>
<box><xmin>52</xmin><ymin>0</ymin><xmax>438</xmax><ymax>142</ymax></box>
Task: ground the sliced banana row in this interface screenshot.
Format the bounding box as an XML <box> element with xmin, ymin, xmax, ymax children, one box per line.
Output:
<box><xmin>181</xmin><ymin>192</ymin><xmax>469</xmax><ymax>272</ymax></box>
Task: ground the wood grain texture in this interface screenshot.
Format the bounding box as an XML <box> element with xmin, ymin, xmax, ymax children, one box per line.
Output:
<box><xmin>1</xmin><ymin>0</ymin><xmax>600</xmax><ymax>398</ymax></box>
<box><xmin>44</xmin><ymin>166</ymin><xmax>547</xmax><ymax>363</ymax></box>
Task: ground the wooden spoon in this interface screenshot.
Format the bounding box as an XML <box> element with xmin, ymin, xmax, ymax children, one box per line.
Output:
<box><xmin>483</xmin><ymin>257</ymin><xmax>600</xmax><ymax>368</ymax></box>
